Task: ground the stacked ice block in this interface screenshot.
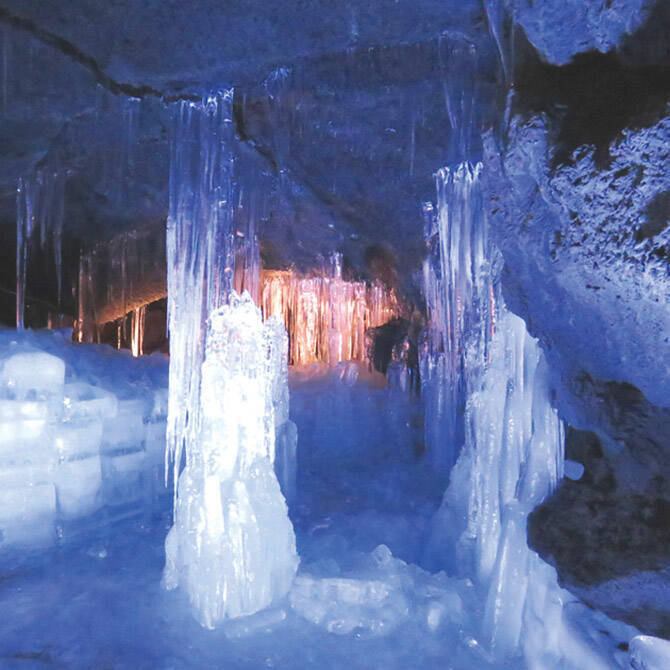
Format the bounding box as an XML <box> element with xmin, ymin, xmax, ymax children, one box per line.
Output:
<box><xmin>0</xmin><ymin>340</ymin><xmax>169</xmax><ymax>553</ymax></box>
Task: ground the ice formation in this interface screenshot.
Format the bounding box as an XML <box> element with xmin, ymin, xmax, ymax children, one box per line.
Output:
<box><xmin>163</xmin><ymin>91</ymin><xmax>297</xmax><ymax>627</ymax></box>
<box><xmin>260</xmin><ymin>257</ymin><xmax>400</xmax><ymax>366</ymax></box>
<box><xmin>629</xmin><ymin>635</ymin><xmax>670</xmax><ymax>670</ymax></box>
<box><xmin>421</xmin><ymin>162</ymin><xmax>495</xmax><ymax>473</ymax></box>
<box><xmin>163</xmin><ymin>292</ymin><xmax>298</xmax><ymax>628</ymax></box>
<box><xmin>76</xmin><ymin>227</ymin><xmax>166</xmax><ymax>345</ymax></box>
<box><xmin>164</xmin><ymin>92</ymin><xmax>236</xmax><ymax>491</ymax></box>
<box><xmin>424</xmin><ymin>160</ymin><xmax>634</xmax><ymax>667</ymax></box>
<box><xmin>0</xmin><ymin>329</ymin><xmax>168</xmax><ymax>553</ymax></box>
<box><xmin>15</xmin><ymin>169</ymin><xmax>66</xmax><ymax>330</ymax></box>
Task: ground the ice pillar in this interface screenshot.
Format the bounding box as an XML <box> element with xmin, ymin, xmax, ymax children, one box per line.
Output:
<box><xmin>163</xmin><ymin>292</ymin><xmax>298</xmax><ymax>628</ymax></box>
<box><xmin>163</xmin><ymin>92</ymin><xmax>297</xmax><ymax>627</ymax></box>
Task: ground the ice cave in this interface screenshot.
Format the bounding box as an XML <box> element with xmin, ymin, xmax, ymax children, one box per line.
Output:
<box><xmin>0</xmin><ymin>1</ymin><xmax>668</xmax><ymax>668</ymax></box>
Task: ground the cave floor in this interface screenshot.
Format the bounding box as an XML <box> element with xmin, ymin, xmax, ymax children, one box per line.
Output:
<box><xmin>0</xmin><ymin>379</ymin><xmax>636</xmax><ymax>669</ymax></box>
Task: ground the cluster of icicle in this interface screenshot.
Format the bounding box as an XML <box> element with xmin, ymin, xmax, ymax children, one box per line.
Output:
<box><xmin>425</xmin><ymin>161</ymin><xmax>622</xmax><ymax>668</ymax></box>
<box><xmin>163</xmin><ymin>291</ymin><xmax>298</xmax><ymax>628</ymax></box>
<box><xmin>420</xmin><ymin>161</ymin><xmax>496</xmax><ymax>473</ymax></box>
<box><xmin>164</xmin><ymin>91</ymin><xmax>236</xmax><ymax>492</ymax></box>
<box><xmin>15</xmin><ymin>169</ymin><xmax>66</xmax><ymax>330</ymax></box>
<box><xmin>76</xmin><ymin>228</ymin><xmax>163</xmax><ymax>354</ymax></box>
<box><xmin>260</xmin><ymin>254</ymin><xmax>400</xmax><ymax>366</ymax></box>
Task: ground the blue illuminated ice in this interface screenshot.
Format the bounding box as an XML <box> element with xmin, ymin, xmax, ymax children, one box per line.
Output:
<box><xmin>163</xmin><ymin>292</ymin><xmax>298</xmax><ymax>628</ymax></box>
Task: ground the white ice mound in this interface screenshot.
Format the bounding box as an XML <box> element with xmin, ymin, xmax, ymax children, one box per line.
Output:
<box><xmin>163</xmin><ymin>291</ymin><xmax>298</xmax><ymax>628</ymax></box>
<box><xmin>629</xmin><ymin>635</ymin><xmax>670</xmax><ymax>670</ymax></box>
<box><xmin>289</xmin><ymin>574</ymin><xmax>409</xmax><ymax>636</ymax></box>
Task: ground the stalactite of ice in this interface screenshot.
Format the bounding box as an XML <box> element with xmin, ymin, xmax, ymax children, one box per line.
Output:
<box><xmin>76</xmin><ymin>226</ymin><xmax>166</xmax><ymax>334</ymax></box>
<box><xmin>438</xmin><ymin>33</ymin><xmax>479</xmax><ymax>161</ymax></box>
<box><xmin>232</xmin><ymin>191</ymin><xmax>262</xmax><ymax>305</ymax></box>
<box><xmin>420</xmin><ymin>162</ymin><xmax>495</xmax><ymax>473</ymax></box>
<box><xmin>482</xmin><ymin>0</ymin><xmax>515</xmax><ymax>86</ymax></box>
<box><xmin>1</xmin><ymin>25</ymin><xmax>8</xmax><ymax>117</ymax></box>
<box><xmin>130</xmin><ymin>305</ymin><xmax>146</xmax><ymax>357</ymax></box>
<box><xmin>163</xmin><ymin>291</ymin><xmax>298</xmax><ymax>628</ymax></box>
<box><xmin>15</xmin><ymin>169</ymin><xmax>66</xmax><ymax>329</ymax></box>
<box><xmin>165</xmin><ymin>91</ymin><xmax>236</xmax><ymax>495</ymax></box>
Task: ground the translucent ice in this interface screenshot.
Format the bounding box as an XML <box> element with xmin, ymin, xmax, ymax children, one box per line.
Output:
<box><xmin>1</xmin><ymin>350</ymin><xmax>65</xmax><ymax>400</ymax></box>
<box><xmin>289</xmin><ymin>574</ymin><xmax>410</xmax><ymax>636</ymax></box>
<box><xmin>629</xmin><ymin>635</ymin><xmax>670</xmax><ymax>670</ymax></box>
<box><xmin>420</xmin><ymin>162</ymin><xmax>496</xmax><ymax>474</ymax></box>
<box><xmin>164</xmin><ymin>92</ymin><xmax>236</xmax><ymax>494</ymax></box>
<box><xmin>163</xmin><ymin>292</ymin><xmax>298</xmax><ymax>628</ymax></box>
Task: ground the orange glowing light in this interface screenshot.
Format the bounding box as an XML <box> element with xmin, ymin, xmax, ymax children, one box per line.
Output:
<box><xmin>259</xmin><ymin>269</ymin><xmax>400</xmax><ymax>366</ymax></box>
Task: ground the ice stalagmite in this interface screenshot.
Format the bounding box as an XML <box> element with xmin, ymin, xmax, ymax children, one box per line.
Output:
<box><xmin>163</xmin><ymin>292</ymin><xmax>298</xmax><ymax>628</ymax></box>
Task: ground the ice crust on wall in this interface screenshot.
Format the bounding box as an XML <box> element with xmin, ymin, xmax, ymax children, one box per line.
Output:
<box><xmin>0</xmin><ymin>329</ymin><xmax>168</xmax><ymax>552</ymax></box>
<box><xmin>163</xmin><ymin>292</ymin><xmax>298</xmax><ymax>628</ymax></box>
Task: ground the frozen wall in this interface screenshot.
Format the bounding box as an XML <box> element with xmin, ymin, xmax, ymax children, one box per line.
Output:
<box><xmin>423</xmin><ymin>161</ymin><xmax>639</xmax><ymax>667</ymax></box>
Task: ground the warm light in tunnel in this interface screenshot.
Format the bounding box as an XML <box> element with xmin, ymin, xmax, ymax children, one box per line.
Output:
<box><xmin>259</xmin><ymin>269</ymin><xmax>400</xmax><ymax>366</ymax></box>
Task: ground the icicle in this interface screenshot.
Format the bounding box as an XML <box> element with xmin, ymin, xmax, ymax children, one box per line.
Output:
<box><xmin>2</xmin><ymin>25</ymin><xmax>8</xmax><ymax>117</ymax></box>
<box><xmin>15</xmin><ymin>178</ymin><xmax>29</xmax><ymax>330</ymax></box>
<box><xmin>130</xmin><ymin>305</ymin><xmax>146</xmax><ymax>357</ymax></box>
<box><xmin>15</xmin><ymin>169</ymin><xmax>67</xmax><ymax>329</ymax></box>
<box><xmin>420</xmin><ymin>161</ymin><xmax>494</xmax><ymax>473</ymax></box>
<box><xmin>165</xmin><ymin>91</ymin><xmax>236</xmax><ymax>495</ymax></box>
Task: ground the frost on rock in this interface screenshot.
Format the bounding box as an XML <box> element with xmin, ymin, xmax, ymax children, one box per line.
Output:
<box><xmin>492</xmin><ymin>0</ymin><xmax>649</xmax><ymax>65</ymax></box>
<box><xmin>163</xmin><ymin>292</ymin><xmax>298</xmax><ymax>628</ymax></box>
<box><xmin>483</xmin><ymin>115</ymin><xmax>670</xmax><ymax>408</ymax></box>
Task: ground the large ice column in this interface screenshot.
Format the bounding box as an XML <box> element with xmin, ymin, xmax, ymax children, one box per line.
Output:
<box><xmin>425</xmin><ymin>162</ymin><xmax>618</xmax><ymax>667</ymax></box>
<box><xmin>163</xmin><ymin>292</ymin><xmax>298</xmax><ymax>628</ymax></box>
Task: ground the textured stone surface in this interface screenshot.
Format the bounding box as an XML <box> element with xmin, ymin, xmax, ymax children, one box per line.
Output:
<box><xmin>484</xmin><ymin>112</ymin><xmax>670</xmax><ymax>408</ymax></box>
<box><xmin>528</xmin><ymin>427</ymin><xmax>670</xmax><ymax>637</ymax></box>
